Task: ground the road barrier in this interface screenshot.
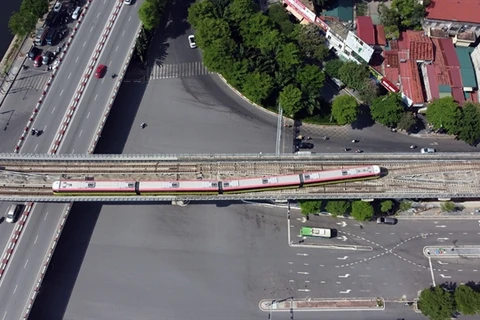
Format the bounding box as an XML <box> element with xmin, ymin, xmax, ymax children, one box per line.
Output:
<box><xmin>14</xmin><ymin>0</ymin><xmax>94</xmax><ymax>154</ymax></box>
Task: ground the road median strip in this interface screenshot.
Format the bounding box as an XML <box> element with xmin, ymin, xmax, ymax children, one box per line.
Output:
<box><xmin>259</xmin><ymin>297</ymin><xmax>385</xmax><ymax>311</ymax></box>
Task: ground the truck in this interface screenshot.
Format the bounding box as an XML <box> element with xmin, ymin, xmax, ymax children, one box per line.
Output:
<box><xmin>300</xmin><ymin>226</ymin><xmax>332</xmax><ymax>238</ymax></box>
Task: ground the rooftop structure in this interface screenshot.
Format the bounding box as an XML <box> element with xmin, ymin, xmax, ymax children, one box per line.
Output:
<box><xmin>374</xmin><ymin>25</ymin><xmax>386</xmax><ymax>46</ymax></box>
<box><xmin>426</xmin><ymin>0</ymin><xmax>480</xmax><ymax>24</ymax></box>
<box><xmin>322</xmin><ymin>0</ymin><xmax>354</xmax><ymax>22</ymax></box>
<box><xmin>356</xmin><ymin>16</ymin><xmax>375</xmax><ymax>45</ymax></box>
<box><xmin>407</xmin><ymin>31</ymin><xmax>433</xmax><ymax>61</ymax></box>
<box><xmin>455</xmin><ymin>47</ymin><xmax>478</xmax><ymax>90</ymax></box>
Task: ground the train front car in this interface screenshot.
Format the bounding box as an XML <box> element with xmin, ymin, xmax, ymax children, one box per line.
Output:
<box><xmin>138</xmin><ymin>180</ymin><xmax>220</xmax><ymax>195</ymax></box>
<box><xmin>222</xmin><ymin>174</ymin><xmax>301</xmax><ymax>193</ymax></box>
<box><xmin>52</xmin><ymin>180</ymin><xmax>137</xmax><ymax>196</ymax></box>
<box><xmin>302</xmin><ymin>165</ymin><xmax>381</xmax><ymax>187</ymax></box>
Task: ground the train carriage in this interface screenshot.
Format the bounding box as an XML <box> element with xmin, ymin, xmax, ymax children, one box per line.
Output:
<box><xmin>302</xmin><ymin>165</ymin><xmax>381</xmax><ymax>186</ymax></box>
<box><xmin>52</xmin><ymin>180</ymin><xmax>137</xmax><ymax>195</ymax></box>
<box><xmin>222</xmin><ymin>174</ymin><xmax>301</xmax><ymax>193</ymax></box>
<box><xmin>138</xmin><ymin>180</ymin><xmax>220</xmax><ymax>195</ymax></box>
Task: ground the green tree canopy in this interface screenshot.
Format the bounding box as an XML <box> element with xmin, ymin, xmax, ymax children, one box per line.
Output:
<box><xmin>359</xmin><ymin>79</ymin><xmax>378</xmax><ymax>104</ymax></box>
<box><xmin>240</xmin><ymin>12</ymin><xmax>274</xmax><ymax>48</ymax></box>
<box><xmin>277</xmin><ymin>42</ymin><xmax>301</xmax><ymax>72</ymax></box>
<box><xmin>426</xmin><ymin>97</ymin><xmax>461</xmax><ymax>134</ymax></box>
<box><xmin>326</xmin><ymin>201</ymin><xmax>350</xmax><ymax>216</ymax></box>
<box><xmin>397</xmin><ymin>112</ymin><xmax>416</xmax><ymax>132</ymax></box>
<box><xmin>280</xmin><ymin>84</ymin><xmax>303</xmax><ymax>117</ymax></box>
<box><xmin>454</xmin><ymin>284</ymin><xmax>480</xmax><ymax>315</ymax></box>
<box><xmin>390</xmin><ymin>0</ymin><xmax>426</xmax><ymax>29</ymax></box>
<box><xmin>242</xmin><ymin>72</ymin><xmax>274</xmax><ymax>104</ymax></box>
<box><xmin>380</xmin><ymin>200</ymin><xmax>393</xmax><ymax>213</ymax></box>
<box><xmin>351</xmin><ymin>201</ymin><xmax>374</xmax><ymax>221</ymax></box>
<box><xmin>370</xmin><ymin>93</ymin><xmax>405</xmax><ymax>127</ymax></box>
<box><xmin>227</xmin><ymin>0</ymin><xmax>258</xmax><ymax>26</ymax></box>
<box><xmin>324</xmin><ymin>59</ymin><xmax>344</xmax><ymax>79</ymax></box>
<box><xmin>188</xmin><ymin>0</ymin><xmax>216</xmax><ymax>29</ymax></box>
<box><xmin>440</xmin><ymin>201</ymin><xmax>456</xmax><ymax>212</ymax></box>
<box><xmin>294</xmin><ymin>24</ymin><xmax>328</xmax><ymax>61</ymax></box>
<box><xmin>298</xmin><ymin>200</ymin><xmax>322</xmax><ymax>215</ymax></box>
<box><xmin>331</xmin><ymin>95</ymin><xmax>359</xmax><ymax>125</ymax></box>
<box><xmin>267</xmin><ymin>4</ymin><xmax>295</xmax><ymax>36</ymax></box>
<box><xmin>297</xmin><ymin>64</ymin><xmax>325</xmax><ymax>96</ymax></box>
<box><xmin>21</xmin><ymin>0</ymin><xmax>48</xmax><ymax>19</ymax></box>
<box><xmin>202</xmin><ymin>39</ymin><xmax>236</xmax><ymax>72</ymax></box>
<box><xmin>418</xmin><ymin>286</ymin><xmax>455</xmax><ymax>320</ymax></box>
<box><xmin>196</xmin><ymin>18</ymin><xmax>233</xmax><ymax>48</ymax></box>
<box><xmin>8</xmin><ymin>10</ymin><xmax>36</xmax><ymax>37</ymax></box>
<box><xmin>138</xmin><ymin>0</ymin><xmax>166</xmax><ymax>30</ymax></box>
<box><xmin>338</xmin><ymin>62</ymin><xmax>370</xmax><ymax>91</ymax></box>
<box><xmin>457</xmin><ymin>102</ymin><xmax>480</xmax><ymax>145</ymax></box>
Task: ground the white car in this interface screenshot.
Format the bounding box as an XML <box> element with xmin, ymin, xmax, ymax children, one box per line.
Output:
<box><xmin>53</xmin><ymin>2</ymin><xmax>62</xmax><ymax>12</ymax></box>
<box><xmin>188</xmin><ymin>35</ymin><xmax>197</xmax><ymax>49</ymax></box>
<box><xmin>72</xmin><ymin>6</ymin><xmax>81</xmax><ymax>19</ymax></box>
<box><xmin>124</xmin><ymin>0</ymin><xmax>132</xmax><ymax>4</ymax></box>
<box><xmin>420</xmin><ymin>148</ymin><xmax>436</xmax><ymax>154</ymax></box>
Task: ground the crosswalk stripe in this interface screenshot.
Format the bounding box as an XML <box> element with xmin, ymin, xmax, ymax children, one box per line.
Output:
<box><xmin>149</xmin><ymin>62</ymin><xmax>213</xmax><ymax>80</ymax></box>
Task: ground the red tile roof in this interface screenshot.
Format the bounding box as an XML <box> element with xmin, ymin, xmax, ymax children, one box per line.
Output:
<box><xmin>425</xmin><ymin>64</ymin><xmax>440</xmax><ymax>100</ymax></box>
<box><xmin>397</xmin><ymin>33</ymin><xmax>410</xmax><ymax>51</ymax></box>
<box><xmin>407</xmin><ymin>31</ymin><xmax>434</xmax><ymax>61</ymax></box>
<box><xmin>374</xmin><ymin>25</ymin><xmax>386</xmax><ymax>46</ymax></box>
<box><xmin>426</xmin><ymin>0</ymin><xmax>480</xmax><ymax>24</ymax></box>
<box><xmin>438</xmin><ymin>38</ymin><xmax>460</xmax><ymax>67</ymax></box>
<box><xmin>452</xmin><ymin>87</ymin><xmax>465</xmax><ymax>104</ymax></box>
<box><xmin>399</xmin><ymin>60</ymin><xmax>424</xmax><ymax>104</ymax></box>
<box><xmin>356</xmin><ymin>16</ymin><xmax>375</xmax><ymax>45</ymax></box>
<box><xmin>384</xmin><ymin>51</ymin><xmax>400</xmax><ymax>85</ymax></box>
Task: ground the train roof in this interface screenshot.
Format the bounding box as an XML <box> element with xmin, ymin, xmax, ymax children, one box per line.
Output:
<box><xmin>223</xmin><ymin>174</ymin><xmax>300</xmax><ymax>189</ymax></box>
<box><xmin>53</xmin><ymin>180</ymin><xmax>137</xmax><ymax>190</ymax></box>
<box><xmin>139</xmin><ymin>180</ymin><xmax>219</xmax><ymax>190</ymax></box>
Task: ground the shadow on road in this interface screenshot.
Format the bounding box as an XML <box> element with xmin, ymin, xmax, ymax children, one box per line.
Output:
<box><xmin>28</xmin><ymin>202</ymin><xmax>102</xmax><ymax>319</ymax></box>
<box><xmin>351</xmin><ymin>104</ymin><xmax>375</xmax><ymax>130</ymax></box>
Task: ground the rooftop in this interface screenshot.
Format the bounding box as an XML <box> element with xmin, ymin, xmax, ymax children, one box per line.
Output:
<box><xmin>356</xmin><ymin>16</ymin><xmax>375</xmax><ymax>45</ymax></box>
<box><xmin>374</xmin><ymin>25</ymin><xmax>386</xmax><ymax>46</ymax></box>
<box><xmin>399</xmin><ymin>60</ymin><xmax>424</xmax><ymax>104</ymax></box>
<box><xmin>323</xmin><ymin>0</ymin><xmax>354</xmax><ymax>22</ymax></box>
<box><xmin>455</xmin><ymin>46</ymin><xmax>478</xmax><ymax>88</ymax></box>
<box><xmin>426</xmin><ymin>0</ymin><xmax>480</xmax><ymax>24</ymax></box>
<box><xmin>407</xmin><ymin>31</ymin><xmax>434</xmax><ymax>61</ymax></box>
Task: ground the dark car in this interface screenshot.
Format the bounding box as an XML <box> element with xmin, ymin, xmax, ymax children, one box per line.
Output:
<box><xmin>42</xmin><ymin>51</ymin><xmax>53</xmax><ymax>65</ymax></box>
<box><xmin>95</xmin><ymin>64</ymin><xmax>106</xmax><ymax>78</ymax></box>
<box><xmin>28</xmin><ymin>46</ymin><xmax>40</xmax><ymax>60</ymax></box>
<box><xmin>376</xmin><ymin>217</ymin><xmax>398</xmax><ymax>225</ymax></box>
<box><xmin>298</xmin><ymin>142</ymin><xmax>314</xmax><ymax>149</ymax></box>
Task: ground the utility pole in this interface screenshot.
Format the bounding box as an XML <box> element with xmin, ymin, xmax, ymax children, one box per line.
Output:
<box><xmin>275</xmin><ymin>104</ymin><xmax>283</xmax><ymax>155</ymax></box>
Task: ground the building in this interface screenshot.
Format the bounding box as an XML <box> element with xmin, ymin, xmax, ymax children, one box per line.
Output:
<box><xmin>425</xmin><ymin>0</ymin><xmax>480</xmax><ymax>46</ymax></box>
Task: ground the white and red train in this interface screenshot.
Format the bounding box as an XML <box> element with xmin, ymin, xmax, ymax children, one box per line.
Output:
<box><xmin>52</xmin><ymin>165</ymin><xmax>381</xmax><ymax>196</ymax></box>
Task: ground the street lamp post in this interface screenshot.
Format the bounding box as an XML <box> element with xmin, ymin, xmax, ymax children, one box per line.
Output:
<box><xmin>275</xmin><ymin>104</ymin><xmax>283</xmax><ymax>155</ymax></box>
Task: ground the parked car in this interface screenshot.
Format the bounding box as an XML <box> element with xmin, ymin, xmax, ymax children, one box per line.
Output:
<box><xmin>420</xmin><ymin>148</ymin><xmax>436</xmax><ymax>154</ymax></box>
<box><xmin>95</xmin><ymin>64</ymin><xmax>106</xmax><ymax>78</ymax></box>
<box><xmin>72</xmin><ymin>6</ymin><xmax>81</xmax><ymax>19</ymax></box>
<box><xmin>42</xmin><ymin>51</ymin><xmax>53</xmax><ymax>65</ymax></box>
<box><xmin>188</xmin><ymin>35</ymin><xmax>197</xmax><ymax>48</ymax></box>
<box><xmin>53</xmin><ymin>2</ymin><xmax>62</xmax><ymax>12</ymax></box>
<box><xmin>376</xmin><ymin>217</ymin><xmax>397</xmax><ymax>225</ymax></box>
<box><xmin>33</xmin><ymin>55</ymin><xmax>42</xmax><ymax>67</ymax></box>
<box><xmin>124</xmin><ymin>0</ymin><xmax>132</xmax><ymax>4</ymax></box>
<box><xmin>298</xmin><ymin>142</ymin><xmax>314</xmax><ymax>149</ymax></box>
<box><xmin>28</xmin><ymin>46</ymin><xmax>40</xmax><ymax>60</ymax></box>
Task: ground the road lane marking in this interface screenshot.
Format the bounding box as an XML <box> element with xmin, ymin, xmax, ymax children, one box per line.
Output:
<box><xmin>44</xmin><ymin>212</ymin><xmax>49</xmax><ymax>220</ymax></box>
<box><xmin>83</xmin><ymin>41</ymin><xmax>87</xmax><ymax>47</ymax></box>
<box><xmin>13</xmin><ymin>285</ymin><xmax>18</xmax><ymax>294</ymax></box>
<box><xmin>24</xmin><ymin>259</ymin><xmax>28</xmax><ymax>269</ymax></box>
<box><xmin>90</xmin><ymin>26</ymin><xmax>94</xmax><ymax>33</ymax></box>
<box><xmin>94</xmin><ymin>94</ymin><xmax>98</xmax><ymax>101</ymax></box>
<box><xmin>86</xmin><ymin>112</ymin><xmax>90</xmax><ymax>119</ymax></box>
<box><xmin>428</xmin><ymin>257</ymin><xmax>436</xmax><ymax>286</ymax></box>
<box><xmin>128</xmin><ymin>16</ymin><xmax>131</xmax><ymax>22</ymax></box>
<box><xmin>338</xmin><ymin>274</ymin><xmax>350</xmax><ymax>278</ymax></box>
<box><xmin>51</xmin><ymin>107</ymin><xmax>56</xmax><ymax>113</ymax></box>
<box><xmin>336</xmin><ymin>281</ymin><xmax>341</xmax><ymax>284</ymax></box>
<box><xmin>288</xmin><ymin>262</ymin><xmax>293</xmax><ymax>264</ymax></box>
<box><xmin>115</xmin><ymin>45</ymin><xmax>119</xmax><ymax>52</ymax></box>
<box><xmin>296</xmin><ymin>253</ymin><xmax>308</xmax><ymax>256</ymax></box>
<box><xmin>435</xmin><ymin>225</ymin><xmax>446</xmax><ymax>228</ymax></box>
<box><xmin>3</xmin><ymin>311</ymin><xmax>7</xmax><ymax>320</ymax></box>
<box><xmin>59</xmin><ymin>90</ymin><xmax>64</xmax><ymax>96</ymax></box>
<box><xmin>34</xmin><ymin>235</ymin><xmax>38</xmax><ymax>244</ymax></box>
<box><xmin>337</xmin><ymin>256</ymin><xmax>348</xmax><ymax>260</ymax></box>
<box><xmin>75</xmin><ymin>56</ymin><xmax>79</xmax><ymax>63</ymax></box>
<box><xmin>305</xmin><ymin>280</ymin><xmax>310</xmax><ymax>283</ymax></box>
<box><xmin>304</xmin><ymin>263</ymin><xmax>309</xmax><ymax>266</ymax></box>
<box><xmin>458</xmin><ymin>269</ymin><xmax>463</xmax><ymax>272</ymax></box>
<box><xmin>297</xmin><ymin>271</ymin><xmax>309</xmax><ymax>275</ymax></box>
<box><xmin>68</xmin><ymin>73</ymin><xmax>72</xmax><ymax>79</ymax></box>
<box><xmin>122</xmin><ymin>30</ymin><xmax>126</xmax><ymax>37</ymax></box>
<box><xmin>319</xmin><ymin>264</ymin><xmax>324</xmax><ymax>267</ymax></box>
<box><xmin>34</xmin><ymin>144</ymin><xmax>38</xmax><ymax>152</ymax></box>
<box><xmin>320</xmin><ymin>281</ymin><xmax>326</xmax><ymax>283</ymax></box>
<box><xmin>340</xmin><ymin>289</ymin><xmax>351</xmax><ymax>294</ymax></box>
<box><xmin>298</xmin><ymin>289</ymin><xmax>310</xmax><ymax>292</ymax></box>
<box><xmin>438</xmin><ymin>261</ymin><xmax>448</xmax><ymax>265</ymax></box>
<box><xmin>474</xmin><ymin>270</ymin><xmax>478</xmax><ymax>272</ymax></box>
<box><xmin>71</xmin><ymin>149</ymin><xmax>75</xmax><ymax>154</ymax></box>
<box><xmin>440</xmin><ymin>274</ymin><xmax>451</xmax><ymax>279</ymax></box>
<box><xmin>79</xmin><ymin>130</ymin><xmax>83</xmax><ymax>137</ymax></box>
<box><xmin>463</xmin><ymin>233</ymin><xmax>468</xmax><ymax>235</ymax></box>
<box><xmin>97</xmin><ymin>11</ymin><xmax>101</xmax><ymax>17</ymax></box>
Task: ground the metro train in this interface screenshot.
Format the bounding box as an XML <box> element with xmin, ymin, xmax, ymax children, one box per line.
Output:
<box><xmin>52</xmin><ymin>165</ymin><xmax>381</xmax><ymax>196</ymax></box>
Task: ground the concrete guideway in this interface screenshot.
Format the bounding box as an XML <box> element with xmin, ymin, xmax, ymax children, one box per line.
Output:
<box><xmin>258</xmin><ymin>297</ymin><xmax>385</xmax><ymax>311</ymax></box>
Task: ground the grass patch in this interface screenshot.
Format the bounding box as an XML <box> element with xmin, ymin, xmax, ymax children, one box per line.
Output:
<box><xmin>356</xmin><ymin>2</ymin><xmax>368</xmax><ymax>17</ymax></box>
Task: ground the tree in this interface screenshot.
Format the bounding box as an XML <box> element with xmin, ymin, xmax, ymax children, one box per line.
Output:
<box><xmin>418</xmin><ymin>286</ymin><xmax>455</xmax><ymax>320</ymax></box>
<box><xmin>440</xmin><ymin>201</ymin><xmax>456</xmax><ymax>212</ymax></box>
<box><xmin>380</xmin><ymin>200</ymin><xmax>393</xmax><ymax>213</ymax></box>
<box><xmin>298</xmin><ymin>200</ymin><xmax>322</xmax><ymax>215</ymax></box>
<box><xmin>331</xmin><ymin>95</ymin><xmax>359</xmax><ymax>125</ymax></box>
<box><xmin>8</xmin><ymin>10</ymin><xmax>36</xmax><ymax>37</ymax></box>
<box><xmin>196</xmin><ymin>18</ymin><xmax>233</xmax><ymax>49</ymax></box>
<box><xmin>295</xmin><ymin>24</ymin><xmax>329</xmax><ymax>61</ymax></box>
<box><xmin>399</xmin><ymin>201</ymin><xmax>411</xmax><ymax>212</ymax></box>
<box><xmin>457</xmin><ymin>102</ymin><xmax>480</xmax><ymax>145</ymax></box>
<box><xmin>242</xmin><ymin>72</ymin><xmax>274</xmax><ymax>104</ymax></box>
<box><xmin>202</xmin><ymin>39</ymin><xmax>236</xmax><ymax>72</ymax></box>
<box><xmin>188</xmin><ymin>0</ymin><xmax>217</xmax><ymax>29</ymax></box>
<box><xmin>359</xmin><ymin>79</ymin><xmax>378</xmax><ymax>104</ymax></box>
<box><xmin>455</xmin><ymin>284</ymin><xmax>480</xmax><ymax>315</ymax></box>
<box><xmin>279</xmin><ymin>84</ymin><xmax>303</xmax><ymax>116</ymax></box>
<box><xmin>426</xmin><ymin>97</ymin><xmax>461</xmax><ymax>134</ymax></box>
<box><xmin>324</xmin><ymin>59</ymin><xmax>344</xmax><ymax>79</ymax></box>
<box><xmin>351</xmin><ymin>201</ymin><xmax>374</xmax><ymax>221</ymax></box>
<box><xmin>397</xmin><ymin>112</ymin><xmax>416</xmax><ymax>132</ymax></box>
<box><xmin>224</xmin><ymin>59</ymin><xmax>250</xmax><ymax>89</ymax></box>
<box><xmin>267</xmin><ymin>4</ymin><xmax>295</xmax><ymax>36</ymax></box>
<box><xmin>138</xmin><ymin>0</ymin><xmax>165</xmax><ymax>30</ymax></box>
<box><xmin>370</xmin><ymin>93</ymin><xmax>405</xmax><ymax>127</ymax></box>
<box><xmin>240</xmin><ymin>12</ymin><xmax>274</xmax><ymax>48</ymax></box>
<box><xmin>20</xmin><ymin>0</ymin><xmax>49</xmax><ymax>19</ymax></box>
<box><xmin>338</xmin><ymin>62</ymin><xmax>370</xmax><ymax>91</ymax></box>
<box><xmin>326</xmin><ymin>201</ymin><xmax>350</xmax><ymax>217</ymax></box>
<box><xmin>390</xmin><ymin>0</ymin><xmax>426</xmax><ymax>29</ymax></box>
<box><xmin>277</xmin><ymin>42</ymin><xmax>301</xmax><ymax>72</ymax></box>
<box><xmin>227</xmin><ymin>0</ymin><xmax>257</xmax><ymax>26</ymax></box>
<box><xmin>296</xmin><ymin>64</ymin><xmax>325</xmax><ymax>97</ymax></box>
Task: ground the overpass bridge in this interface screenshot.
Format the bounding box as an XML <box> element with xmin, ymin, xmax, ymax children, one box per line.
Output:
<box><xmin>1</xmin><ymin>153</ymin><xmax>480</xmax><ymax>201</ymax></box>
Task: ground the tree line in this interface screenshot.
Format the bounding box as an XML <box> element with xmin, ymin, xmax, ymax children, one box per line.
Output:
<box><xmin>9</xmin><ymin>0</ymin><xmax>49</xmax><ymax>37</ymax></box>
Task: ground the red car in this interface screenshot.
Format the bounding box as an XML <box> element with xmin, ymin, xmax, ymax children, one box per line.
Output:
<box><xmin>95</xmin><ymin>64</ymin><xmax>106</xmax><ymax>78</ymax></box>
<box><xmin>33</xmin><ymin>55</ymin><xmax>42</xmax><ymax>67</ymax></box>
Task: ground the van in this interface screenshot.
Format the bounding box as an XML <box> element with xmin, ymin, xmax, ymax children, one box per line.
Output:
<box><xmin>46</xmin><ymin>28</ymin><xmax>58</xmax><ymax>46</ymax></box>
<box><xmin>5</xmin><ymin>204</ymin><xmax>25</xmax><ymax>223</ymax></box>
<box><xmin>35</xmin><ymin>27</ymin><xmax>49</xmax><ymax>46</ymax></box>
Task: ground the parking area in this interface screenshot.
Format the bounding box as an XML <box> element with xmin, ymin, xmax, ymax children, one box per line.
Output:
<box><xmin>25</xmin><ymin>0</ymin><xmax>85</xmax><ymax>71</ymax></box>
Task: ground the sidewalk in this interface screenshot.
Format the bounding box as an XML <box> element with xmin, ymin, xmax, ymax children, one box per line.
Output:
<box><xmin>396</xmin><ymin>202</ymin><xmax>480</xmax><ymax>220</ymax></box>
<box><xmin>259</xmin><ymin>297</ymin><xmax>385</xmax><ymax>311</ymax></box>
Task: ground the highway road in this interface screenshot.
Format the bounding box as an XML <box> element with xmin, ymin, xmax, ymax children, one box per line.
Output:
<box><xmin>0</xmin><ymin>1</ymin><xmax>146</xmax><ymax>319</ymax></box>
